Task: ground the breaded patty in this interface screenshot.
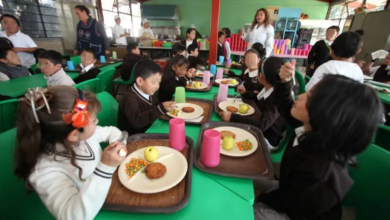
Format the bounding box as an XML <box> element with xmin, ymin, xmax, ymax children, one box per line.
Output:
<box><xmin>221</xmin><ymin>80</ymin><xmax>230</xmax><ymax>84</ymax></box>
<box><xmin>220</xmin><ymin>130</ymin><xmax>236</xmax><ymax>140</ymax></box>
<box><xmin>182</xmin><ymin>107</ymin><xmax>195</xmax><ymax>113</ymax></box>
<box><xmin>145</xmin><ymin>163</ymin><xmax>167</xmax><ymax>179</ymax></box>
<box><xmin>226</xmin><ymin>106</ymin><xmax>238</xmax><ymax>113</ymax></box>
<box><xmin>198</xmin><ymin>73</ymin><xmax>204</xmax><ymax>77</ymax></box>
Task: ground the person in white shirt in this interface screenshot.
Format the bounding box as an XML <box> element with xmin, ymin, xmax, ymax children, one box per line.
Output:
<box><xmin>0</xmin><ymin>14</ymin><xmax>38</xmax><ymax>68</ymax></box>
<box><xmin>306</xmin><ymin>32</ymin><xmax>364</xmax><ymax>91</ymax></box>
<box><xmin>240</xmin><ymin>8</ymin><xmax>274</xmax><ymax>57</ymax></box>
<box><xmin>38</xmin><ymin>50</ymin><xmax>75</xmax><ymax>87</ymax></box>
<box><xmin>14</xmin><ymin>86</ymin><xmax>127</xmax><ymax>220</ymax></box>
<box><xmin>112</xmin><ymin>15</ymin><xmax>129</xmax><ymax>45</ymax></box>
<box><xmin>138</xmin><ymin>18</ymin><xmax>154</xmax><ymax>47</ymax></box>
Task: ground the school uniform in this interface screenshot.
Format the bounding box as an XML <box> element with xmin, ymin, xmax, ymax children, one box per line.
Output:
<box><xmin>120</xmin><ymin>53</ymin><xmax>148</xmax><ymax>81</ymax></box>
<box><xmin>306</xmin><ymin>60</ymin><xmax>364</xmax><ymax>91</ymax></box>
<box><xmin>118</xmin><ymin>84</ymin><xmax>166</xmax><ymax>135</ymax></box>
<box><xmin>240</xmin><ymin>68</ymin><xmax>264</xmax><ymax>95</ymax></box>
<box><xmin>45</xmin><ymin>68</ymin><xmax>75</xmax><ymax>87</ymax></box>
<box><xmin>217</xmin><ymin>43</ymin><xmax>224</xmax><ymax>60</ymax></box>
<box><xmin>188</xmin><ymin>55</ymin><xmax>205</xmax><ymax>70</ymax></box>
<box><xmin>29</xmin><ymin>126</ymin><xmax>124</xmax><ymax>220</ymax></box>
<box><xmin>307</xmin><ymin>40</ymin><xmax>332</xmax><ymax>77</ymax></box>
<box><xmin>230</xmin><ymin>87</ymin><xmax>285</xmax><ymax>148</ymax></box>
<box><xmin>74</xmin><ymin>63</ymin><xmax>101</xmax><ymax>84</ymax></box>
<box><xmin>256</xmin><ymin>82</ymin><xmax>353</xmax><ymax>220</ymax></box>
<box><xmin>181</xmin><ymin>39</ymin><xmax>198</xmax><ymax>49</ymax></box>
<box><xmin>373</xmin><ymin>64</ymin><xmax>390</xmax><ymax>82</ymax></box>
<box><xmin>158</xmin><ymin>70</ymin><xmax>186</xmax><ymax>102</ymax></box>
<box><xmin>0</xmin><ymin>61</ymin><xmax>30</xmax><ymax>81</ymax></box>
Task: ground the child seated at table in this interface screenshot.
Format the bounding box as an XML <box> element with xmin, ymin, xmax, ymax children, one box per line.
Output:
<box><xmin>306</xmin><ymin>31</ymin><xmax>364</xmax><ymax>91</ymax></box>
<box><xmin>254</xmin><ymin>61</ymin><xmax>383</xmax><ymax>220</ymax></box>
<box><xmin>171</xmin><ymin>42</ymin><xmax>187</xmax><ymax>57</ymax></box>
<box><xmin>121</xmin><ymin>42</ymin><xmax>148</xmax><ymax>81</ymax></box>
<box><xmin>239</xmin><ymin>49</ymin><xmax>264</xmax><ymax>95</ymax></box>
<box><xmin>14</xmin><ymin>86</ymin><xmax>127</xmax><ymax>220</ymax></box>
<box><xmin>187</xmin><ymin>44</ymin><xmax>205</xmax><ymax>70</ymax></box>
<box><xmin>74</xmin><ymin>48</ymin><xmax>101</xmax><ymax>84</ymax></box>
<box><xmin>118</xmin><ymin>59</ymin><xmax>175</xmax><ymax>135</ymax></box>
<box><xmin>158</xmin><ymin>55</ymin><xmax>189</xmax><ymax>102</ymax></box>
<box><xmin>0</xmin><ymin>48</ymin><xmax>30</xmax><ymax>81</ymax></box>
<box><xmin>39</xmin><ymin>50</ymin><xmax>75</xmax><ymax>87</ymax></box>
<box><xmin>219</xmin><ymin>57</ymin><xmax>285</xmax><ymax>150</ymax></box>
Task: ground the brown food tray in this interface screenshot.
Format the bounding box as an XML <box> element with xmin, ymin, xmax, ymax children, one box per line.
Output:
<box><xmin>160</xmin><ymin>97</ymin><xmax>213</xmax><ymax>125</ymax></box>
<box><xmin>213</xmin><ymin>94</ymin><xmax>261</xmax><ymax>116</ymax></box>
<box><xmin>103</xmin><ymin>133</ymin><xmax>193</xmax><ymax>213</ymax></box>
<box><xmin>185</xmin><ymin>78</ymin><xmax>214</xmax><ymax>92</ymax></box>
<box><xmin>212</xmin><ymin>77</ymin><xmax>242</xmax><ymax>88</ymax></box>
<box><xmin>193</xmin><ymin>122</ymin><xmax>274</xmax><ymax>180</ymax></box>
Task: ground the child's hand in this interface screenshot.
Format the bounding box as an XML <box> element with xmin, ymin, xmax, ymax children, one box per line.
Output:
<box><xmin>237</xmin><ymin>85</ymin><xmax>246</xmax><ymax>94</ymax></box>
<box><xmin>357</xmin><ymin>60</ymin><xmax>366</xmax><ymax>68</ymax></box>
<box><xmin>279</xmin><ymin>59</ymin><xmax>296</xmax><ymax>83</ymax></box>
<box><xmin>219</xmin><ymin>111</ymin><xmax>232</xmax><ymax>122</ymax></box>
<box><xmin>101</xmin><ymin>141</ymin><xmax>126</xmax><ymax>167</ymax></box>
<box><xmin>223</xmin><ymin>68</ymin><xmax>229</xmax><ymax>74</ymax></box>
<box><xmin>163</xmin><ymin>101</ymin><xmax>176</xmax><ymax>112</ymax></box>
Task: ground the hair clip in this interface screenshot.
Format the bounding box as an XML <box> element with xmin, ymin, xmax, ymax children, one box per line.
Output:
<box><xmin>24</xmin><ymin>88</ymin><xmax>52</xmax><ymax>123</ymax></box>
<box><xmin>62</xmin><ymin>90</ymin><xmax>90</xmax><ymax>129</ymax></box>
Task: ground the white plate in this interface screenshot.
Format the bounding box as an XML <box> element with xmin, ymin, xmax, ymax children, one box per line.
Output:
<box><xmin>186</xmin><ymin>82</ymin><xmax>208</xmax><ymax>89</ymax></box>
<box><xmin>215</xmin><ymin>78</ymin><xmax>239</xmax><ymax>86</ymax></box>
<box><xmin>196</xmin><ymin>71</ymin><xmax>214</xmax><ymax>78</ymax></box>
<box><xmin>218</xmin><ymin>101</ymin><xmax>255</xmax><ymax>116</ymax></box>
<box><xmin>368</xmin><ymin>80</ymin><xmax>390</xmax><ymax>89</ymax></box>
<box><xmin>212</xmin><ymin>126</ymin><xmax>258</xmax><ymax>157</ymax></box>
<box><xmin>118</xmin><ymin>146</ymin><xmax>188</xmax><ymax>194</ymax></box>
<box><xmin>167</xmin><ymin>103</ymin><xmax>204</xmax><ymax>119</ymax></box>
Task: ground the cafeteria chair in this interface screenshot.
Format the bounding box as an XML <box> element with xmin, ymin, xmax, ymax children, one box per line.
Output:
<box><xmin>372</xmin><ymin>124</ymin><xmax>390</xmax><ymax>152</ymax></box>
<box><xmin>305</xmin><ymin>75</ymin><xmax>311</xmax><ymax>84</ymax></box>
<box><xmin>113</xmin><ymin>63</ymin><xmax>137</xmax><ymax>97</ymax></box>
<box><xmin>96</xmin><ymin>92</ymin><xmax>118</xmax><ymax>127</ymax></box>
<box><xmin>74</xmin><ymin>78</ymin><xmax>101</xmax><ymax>93</ymax></box>
<box><xmin>295</xmin><ymin>70</ymin><xmax>306</xmax><ymax>94</ymax></box>
<box><xmin>0</xmin><ymin>98</ymin><xmax>19</xmax><ymax>134</ymax></box>
<box><xmin>342</xmin><ymin>144</ymin><xmax>390</xmax><ymax>220</ymax></box>
<box><xmin>70</xmin><ymin>55</ymin><xmax>82</xmax><ymax>66</ymax></box>
<box><xmin>97</xmin><ymin>68</ymin><xmax>116</xmax><ymax>93</ymax></box>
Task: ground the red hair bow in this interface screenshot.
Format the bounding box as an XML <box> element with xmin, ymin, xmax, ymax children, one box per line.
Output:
<box><xmin>62</xmin><ymin>99</ymin><xmax>90</xmax><ymax>128</ymax></box>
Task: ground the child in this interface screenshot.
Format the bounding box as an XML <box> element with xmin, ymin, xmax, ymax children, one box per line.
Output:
<box><xmin>171</xmin><ymin>42</ymin><xmax>187</xmax><ymax>57</ymax></box>
<box><xmin>118</xmin><ymin>59</ymin><xmax>176</xmax><ymax>135</ymax></box>
<box><xmin>158</xmin><ymin>55</ymin><xmax>189</xmax><ymax>102</ymax></box>
<box><xmin>0</xmin><ymin>48</ymin><xmax>30</xmax><ymax>81</ymax></box>
<box><xmin>75</xmin><ymin>48</ymin><xmax>101</xmax><ymax>84</ymax></box>
<box><xmin>221</xmin><ymin>27</ymin><xmax>232</xmax><ymax>60</ymax></box>
<box><xmin>306</xmin><ymin>31</ymin><xmax>364</xmax><ymax>91</ymax></box>
<box><xmin>217</xmin><ymin>31</ymin><xmax>226</xmax><ymax>61</ymax></box>
<box><xmin>32</xmin><ymin>48</ymin><xmax>46</xmax><ymax>74</ymax></box>
<box><xmin>120</xmin><ymin>42</ymin><xmax>148</xmax><ymax>81</ymax></box>
<box><xmin>239</xmin><ymin>49</ymin><xmax>264</xmax><ymax>95</ymax></box>
<box><xmin>187</xmin><ymin>44</ymin><xmax>205</xmax><ymax>70</ymax></box>
<box><xmin>220</xmin><ymin>57</ymin><xmax>285</xmax><ymax>150</ymax></box>
<box><xmin>14</xmin><ymin>86</ymin><xmax>127</xmax><ymax>220</ymax></box>
<box><xmin>181</xmin><ymin>28</ymin><xmax>198</xmax><ymax>49</ymax></box>
<box><xmin>307</xmin><ymin>26</ymin><xmax>340</xmax><ymax>77</ymax></box>
<box><xmin>39</xmin><ymin>50</ymin><xmax>75</xmax><ymax>87</ymax></box>
<box><xmin>254</xmin><ymin>60</ymin><xmax>383</xmax><ymax>220</ymax></box>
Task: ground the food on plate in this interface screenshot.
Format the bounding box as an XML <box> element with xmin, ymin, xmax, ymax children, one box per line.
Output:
<box><xmin>232</xmin><ymin>61</ymin><xmax>236</xmax><ymax>64</ymax></box>
<box><xmin>144</xmin><ymin>146</ymin><xmax>159</xmax><ymax>162</ymax></box>
<box><xmin>182</xmin><ymin>107</ymin><xmax>195</xmax><ymax>113</ymax></box>
<box><xmin>221</xmin><ymin>80</ymin><xmax>230</xmax><ymax>84</ymax></box>
<box><xmin>222</xmin><ymin>136</ymin><xmax>235</xmax><ymax>150</ymax></box>
<box><xmin>125</xmin><ymin>158</ymin><xmax>147</xmax><ymax>178</ymax></box>
<box><xmin>145</xmin><ymin>162</ymin><xmax>167</xmax><ymax>179</ymax></box>
<box><xmin>220</xmin><ymin>130</ymin><xmax>236</xmax><ymax>140</ymax></box>
<box><xmin>230</xmin><ymin>79</ymin><xmax>237</xmax><ymax>84</ymax></box>
<box><xmin>119</xmin><ymin>148</ymin><xmax>127</xmax><ymax>157</ymax></box>
<box><xmin>194</xmin><ymin>82</ymin><xmax>201</xmax><ymax>88</ymax></box>
<box><xmin>226</xmin><ymin>106</ymin><xmax>238</xmax><ymax>113</ymax></box>
<box><xmin>169</xmin><ymin>109</ymin><xmax>180</xmax><ymax>117</ymax></box>
<box><xmin>198</xmin><ymin>73</ymin><xmax>204</xmax><ymax>77</ymax></box>
<box><xmin>239</xmin><ymin>104</ymin><xmax>249</xmax><ymax>114</ymax></box>
<box><xmin>236</xmin><ymin>139</ymin><xmax>253</xmax><ymax>151</ymax></box>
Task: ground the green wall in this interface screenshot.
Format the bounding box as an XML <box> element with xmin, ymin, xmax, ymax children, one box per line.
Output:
<box><xmin>144</xmin><ymin>0</ymin><xmax>329</xmax><ymax>38</ymax></box>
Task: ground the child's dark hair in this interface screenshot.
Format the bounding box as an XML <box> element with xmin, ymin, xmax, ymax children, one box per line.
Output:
<box><xmin>327</xmin><ymin>25</ymin><xmax>340</xmax><ymax>33</ymax></box>
<box><xmin>221</xmin><ymin>28</ymin><xmax>231</xmax><ymax>38</ymax></box>
<box><xmin>299</xmin><ymin>74</ymin><xmax>383</xmax><ymax>166</ymax></box>
<box><xmin>81</xmin><ymin>48</ymin><xmax>96</xmax><ymax>59</ymax></box>
<box><xmin>171</xmin><ymin>55</ymin><xmax>189</xmax><ymax>68</ymax></box>
<box><xmin>172</xmin><ymin>43</ymin><xmax>186</xmax><ymax>55</ymax></box>
<box><xmin>38</xmin><ymin>50</ymin><xmax>63</xmax><ymax>65</ymax></box>
<box><xmin>33</xmin><ymin>48</ymin><xmax>46</xmax><ymax>62</ymax></box>
<box><xmin>0</xmin><ymin>14</ymin><xmax>20</xmax><ymax>26</ymax></box>
<box><xmin>134</xmin><ymin>59</ymin><xmax>162</xmax><ymax>80</ymax></box>
<box><xmin>0</xmin><ymin>48</ymin><xmax>13</xmax><ymax>60</ymax></box>
<box><xmin>127</xmin><ymin>42</ymin><xmax>139</xmax><ymax>54</ymax></box>
<box><xmin>218</xmin><ymin>31</ymin><xmax>225</xmax><ymax>39</ymax></box>
<box><xmin>251</xmin><ymin>43</ymin><xmax>266</xmax><ymax>60</ymax></box>
<box><xmin>186</xmin><ymin>28</ymin><xmax>196</xmax><ymax>37</ymax></box>
<box><xmin>261</xmin><ymin>57</ymin><xmax>283</xmax><ymax>86</ymax></box>
<box><xmin>355</xmin><ymin>29</ymin><xmax>364</xmax><ymax>36</ymax></box>
<box><xmin>187</xmin><ymin>44</ymin><xmax>198</xmax><ymax>54</ymax></box>
<box><xmin>74</xmin><ymin>5</ymin><xmax>90</xmax><ymax>15</ymax></box>
<box><xmin>331</xmin><ymin>32</ymin><xmax>362</xmax><ymax>58</ymax></box>
<box><xmin>14</xmin><ymin>86</ymin><xmax>101</xmax><ymax>191</ymax></box>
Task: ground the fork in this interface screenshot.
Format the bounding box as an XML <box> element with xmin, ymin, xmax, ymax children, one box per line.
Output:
<box><xmin>291</xmin><ymin>73</ymin><xmax>296</xmax><ymax>102</ymax></box>
<box><xmin>233</xmin><ymin>81</ymin><xmax>245</xmax><ymax>103</ymax></box>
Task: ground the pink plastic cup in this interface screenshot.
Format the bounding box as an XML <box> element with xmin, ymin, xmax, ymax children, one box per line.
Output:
<box><xmin>216</xmin><ymin>83</ymin><xmax>228</xmax><ymax>103</ymax></box>
<box><xmin>200</xmin><ymin>129</ymin><xmax>221</xmax><ymax>168</ymax></box>
<box><xmin>203</xmin><ymin>71</ymin><xmax>211</xmax><ymax>84</ymax></box>
<box><xmin>216</xmin><ymin>68</ymin><xmax>223</xmax><ymax>80</ymax></box>
<box><xmin>169</xmin><ymin>118</ymin><xmax>186</xmax><ymax>151</ymax></box>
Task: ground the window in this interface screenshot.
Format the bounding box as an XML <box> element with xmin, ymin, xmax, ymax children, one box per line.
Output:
<box><xmin>101</xmin><ymin>0</ymin><xmax>141</xmax><ymax>37</ymax></box>
<box><xmin>0</xmin><ymin>0</ymin><xmax>61</xmax><ymax>38</ymax></box>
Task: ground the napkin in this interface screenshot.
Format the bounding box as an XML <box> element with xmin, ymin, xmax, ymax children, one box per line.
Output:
<box><xmin>185</xmin><ymin>116</ymin><xmax>204</xmax><ymax>123</ymax></box>
<box><xmin>371</xmin><ymin>50</ymin><xmax>389</xmax><ymax>60</ymax></box>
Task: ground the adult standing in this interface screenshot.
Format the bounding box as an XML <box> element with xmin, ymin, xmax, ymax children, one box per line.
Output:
<box><xmin>112</xmin><ymin>15</ymin><xmax>129</xmax><ymax>45</ymax></box>
<box><xmin>74</xmin><ymin>5</ymin><xmax>110</xmax><ymax>57</ymax></box>
<box><xmin>138</xmin><ymin>18</ymin><xmax>154</xmax><ymax>47</ymax></box>
<box><xmin>0</xmin><ymin>14</ymin><xmax>38</xmax><ymax>68</ymax></box>
<box><xmin>240</xmin><ymin>8</ymin><xmax>274</xmax><ymax>57</ymax></box>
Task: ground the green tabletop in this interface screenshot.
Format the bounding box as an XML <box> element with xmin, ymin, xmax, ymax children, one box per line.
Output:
<box><xmin>367</xmin><ymin>81</ymin><xmax>390</xmax><ymax>105</ymax></box>
<box><xmin>0</xmin><ymin>72</ymin><xmax>79</xmax><ymax>98</ymax></box>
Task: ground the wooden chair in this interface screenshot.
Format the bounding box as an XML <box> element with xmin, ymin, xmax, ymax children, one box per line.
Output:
<box><xmin>0</xmin><ymin>98</ymin><xmax>19</xmax><ymax>134</ymax></box>
<box><xmin>74</xmin><ymin>78</ymin><xmax>101</xmax><ymax>93</ymax></box>
<box><xmin>97</xmin><ymin>68</ymin><xmax>116</xmax><ymax>93</ymax></box>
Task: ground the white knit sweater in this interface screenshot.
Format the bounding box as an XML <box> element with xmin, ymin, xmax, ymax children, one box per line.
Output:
<box><xmin>29</xmin><ymin>126</ymin><xmax>123</xmax><ymax>220</ymax></box>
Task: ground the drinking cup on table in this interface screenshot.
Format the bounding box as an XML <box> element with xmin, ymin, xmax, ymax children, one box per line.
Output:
<box><xmin>216</xmin><ymin>84</ymin><xmax>228</xmax><ymax>103</ymax></box>
<box><xmin>210</xmin><ymin>64</ymin><xmax>217</xmax><ymax>74</ymax></box>
<box><xmin>67</xmin><ymin>61</ymin><xmax>75</xmax><ymax>71</ymax></box>
<box><xmin>201</xmin><ymin>129</ymin><xmax>221</xmax><ymax>168</ymax></box>
<box><xmin>112</xmin><ymin>51</ymin><xmax>117</xmax><ymax>59</ymax></box>
<box><xmin>216</xmin><ymin>68</ymin><xmax>223</xmax><ymax>80</ymax></box>
<box><xmin>100</xmin><ymin>55</ymin><xmax>106</xmax><ymax>63</ymax></box>
<box><xmin>219</xmin><ymin>56</ymin><xmax>224</xmax><ymax>64</ymax></box>
<box><xmin>203</xmin><ymin>71</ymin><xmax>211</xmax><ymax>84</ymax></box>
<box><xmin>175</xmin><ymin>87</ymin><xmax>186</xmax><ymax>103</ymax></box>
<box><xmin>169</xmin><ymin>118</ymin><xmax>186</xmax><ymax>151</ymax></box>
